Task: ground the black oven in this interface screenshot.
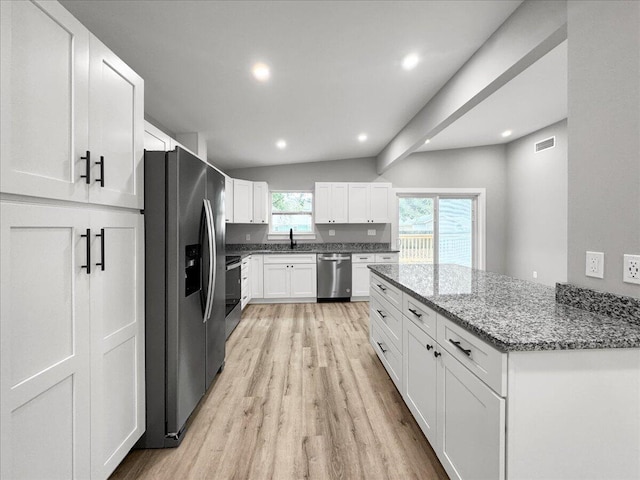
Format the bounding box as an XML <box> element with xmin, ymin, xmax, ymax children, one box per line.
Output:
<box><xmin>225</xmin><ymin>255</ymin><xmax>242</xmax><ymax>338</ymax></box>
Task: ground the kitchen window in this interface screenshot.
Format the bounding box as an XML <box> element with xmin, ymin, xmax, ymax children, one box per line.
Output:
<box><xmin>269</xmin><ymin>191</ymin><xmax>314</xmax><ymax>237</ymax></box>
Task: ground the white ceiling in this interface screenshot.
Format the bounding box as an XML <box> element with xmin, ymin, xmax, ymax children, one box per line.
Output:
<box><xmin>60</xmin><ymin>0</ymin><xmax>524</xmax><ymax>170</ymax></box>
<box><xmin>416</xmin><ymin>40</ymin><xmax>567</xmax><ymax>152</ymax></box>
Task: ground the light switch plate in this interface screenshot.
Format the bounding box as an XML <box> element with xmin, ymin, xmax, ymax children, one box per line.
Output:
<box><xmin>245</xmin><ymin>234</ymin><xmax>251</xmax><ymax>241</ymax></box>
<box><xmin>367</xmin><ymin>229</ymin><xmax>376</xmax><ymax>236</ymax></box>
<box><xmin>586</xmin><ymin>251</ymin><xmax>604</xmax><ymax>278</ymax></box>
<box><xmin>623</xmin><ymin>254</ymin><xmax>640</xmax><ymax>284</ymax></box>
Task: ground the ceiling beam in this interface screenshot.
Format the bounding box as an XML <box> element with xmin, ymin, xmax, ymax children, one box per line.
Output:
<box><xmin>375</xmin><ymin>0</ymin><xmax>568</xmax><ymax>174</ymax></box>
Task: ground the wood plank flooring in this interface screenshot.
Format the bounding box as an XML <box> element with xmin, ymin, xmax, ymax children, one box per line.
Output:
<box><xmin>110</xmin><ymin>302</ymin><xmax>448</xmax><ymax>480</ymax></box>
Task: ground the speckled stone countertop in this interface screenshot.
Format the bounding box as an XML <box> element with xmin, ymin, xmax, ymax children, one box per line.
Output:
<box><xmin>226</xmin><ymin>242</ymin><xmax>398</xmax><ymax>257</ymax></box>
<box><xmin>368</xmin><ymin>263</ymin><xmax>640</xmax><ymax>352</ymax></box>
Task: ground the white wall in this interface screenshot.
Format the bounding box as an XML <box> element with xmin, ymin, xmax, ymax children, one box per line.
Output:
<box><xmin>567</xmin><ymin>0</ymin><xmax>640</xmax><ymax>297</ymax></box>
<box><xmin>505</xmin><ymin>120</ymin><xmax>568</xmax><ymax>286</ymax></box>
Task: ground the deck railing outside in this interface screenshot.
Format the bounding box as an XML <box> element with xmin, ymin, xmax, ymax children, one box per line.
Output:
<box><xmin>398</xmin><ymin>234</ymin><xmax>434</xmax><ymax>263</ymax></box>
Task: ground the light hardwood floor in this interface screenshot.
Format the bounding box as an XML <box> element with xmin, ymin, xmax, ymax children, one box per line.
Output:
<box><xmin>111</xmin><ymin>302</ymin><xmax>448</xmax><ymax>480</ymax></box>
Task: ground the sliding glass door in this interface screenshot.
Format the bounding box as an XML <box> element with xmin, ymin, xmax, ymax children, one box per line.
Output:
<box><xmin>398</xmin><ymin>195</ymin><xmax>476</xmax><ymax>268</ymax></box>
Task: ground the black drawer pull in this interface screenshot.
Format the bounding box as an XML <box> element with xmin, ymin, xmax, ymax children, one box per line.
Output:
<box><xmin>408</xmin><ymin>308</ymin><xmax>422</xmax><ymax>318</ymax></box>
<box><xmin>80</xmin><ymin>228</ymin><xmax>91</xmax><ymax>274</ymax></box>
<box><xmin>376</xmin><ymin>341</ymin><xmax>387</xmax><ymax>353</ymax></box>
<box><xmin>95</xmin><ymin>155</ymin><xmax>104</xmax><ymax>187</ymax></box>
<box><xmin>434</xmin><ymin>351</ymin><xmax>441</xmax><ymax>358</ymax></box>
<box><xmin>95</xmin><ymin>228</ymin><xmax>105</xmax><ymax>271</ymax></box>
<box><xmin>377</xmin><ymin>284</ymin><xmax>387</xmax><ymax>292</ymax></box>
<box><xmin>376</xmin><ymin>309</ymin><xmax>386</xmax><ymax>319</ymax></box>
<box><xmin>80</xmin><ymin>151</ymin><xmax>91</xmax><ymax>184</ymax></box>
<box><xmin>426</xmin><ymin>344</ymin><xmax>433</xmax><ymax>351</ymax></box>
<box><xmin>449</xmin><ymin>339</ymin><xmax>472</xmax><ymax>357</ymax></box>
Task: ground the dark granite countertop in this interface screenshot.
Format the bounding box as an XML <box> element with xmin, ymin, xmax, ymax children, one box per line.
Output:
<box><xmin>368</xmin><ymin>263</ymin><xmax>640</xmax><ymax>352</ymax></box>
<box><xmin>226</xmin><ymin>242</ymin><xmax>398</xmax><ymax>257</ymax></box>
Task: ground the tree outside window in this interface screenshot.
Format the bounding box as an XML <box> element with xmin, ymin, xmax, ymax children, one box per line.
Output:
<box><xmin>271</xmin><ymin>192</ymin><xmax>313</xmax><ymax>233</ymax></box>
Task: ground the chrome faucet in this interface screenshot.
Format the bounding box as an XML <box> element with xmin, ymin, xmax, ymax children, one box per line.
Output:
<box><xmin>289</xmin><ymin>228</ymin><xmax>297</xmax><ymax>249</ymax></box>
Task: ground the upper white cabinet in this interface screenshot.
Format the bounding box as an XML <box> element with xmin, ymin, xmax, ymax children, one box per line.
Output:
<box><xmin>232</xmin><ymin>179</ymin><xmax>254</xmax><ymax>223</ymax></box>
<box><xmin>253</xmin><ymin>181</ymin><xmax>269</xmax><ymax>224</ymax></box>
<box><xmin>225</xmin><ymin>176</ymin><xmax>234</xmax><ymax>223</ymax></box>
<box><xmin>315</xmin><ymin>182</ymin><xmax>348</xmax><ymax>223</ymax></box>
<box><xmin>348</xmin><ymin>183</ymin><xmax>392</xmax><ymax>223</ymax></box>
<box><xmin>144</xmin><ymin>122</ymin><xmax>172</xmax><ymax>151</ymax></box>
<box><xmin>0</xmin><ymin>0</ymin><xmax>144</xmax><ymax>209</ymax></box>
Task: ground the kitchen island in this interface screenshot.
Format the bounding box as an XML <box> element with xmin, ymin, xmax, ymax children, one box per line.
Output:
<box><xmin>368</xmin><ymin>263</ymin><xmax>640</xmax><ymax>480</ymax></box>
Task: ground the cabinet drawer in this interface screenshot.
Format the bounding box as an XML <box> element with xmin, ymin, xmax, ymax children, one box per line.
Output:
<box><xmin>403</xmin><ymin>294</ymin><xmax>437</xmax><ymax>337</ymax></box>
<box><xmin>437</xmin><ymin>316</ymin><xmax>507</xmax><ymax>396</ymax></box>
<box><xmin>352</xmin><ymin>253</ymin><xmax>374</xmax><ymax>263</ymax></box>
<box><xmin>375</xmin><ymin>252</ymin><xmax>398</xmax><ymax>263</ymax></box>
<box><xmin>371</xmin><ymin>317</ymin><xmax>402</xmax><ymax>392</ymax></box>
<box><xmin>263</xmin><ymin>254</ymin><xmax>316</xmax><ymax>264</ymax></box>
<box><xmin>370</xmin><ymin>292</ymin><xmax>402</xmax><ymax>352</ymax></box>
<box><xmin>370</xmin><ymin>274</ymin><xmax>402</xmax><ymax>310</ymax></box>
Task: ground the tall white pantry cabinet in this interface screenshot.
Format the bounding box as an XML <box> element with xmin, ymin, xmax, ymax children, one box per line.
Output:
<box><xmin>0</xmin><ymin>1</ymin><xmax>145</xmax><ymax>479</ymax></box>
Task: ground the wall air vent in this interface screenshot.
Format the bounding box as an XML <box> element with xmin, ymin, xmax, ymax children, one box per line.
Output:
<box><xmin>534</xmin><ymin>136</ymin><xmax>556</xmax><ymax>153</ymax></box>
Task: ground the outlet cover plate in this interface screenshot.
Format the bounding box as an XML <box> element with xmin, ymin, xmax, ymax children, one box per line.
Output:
<box><xmin>328</xmin><ymin>229</ymin><xmax>335</xmax><ymax>236</ymax></box>
<box><xmin>586</xmin><ymin>251</ymin><xmax>604</xmax><ymax>278</ymax></box>
<box><xmin>367</xmin><ymin>229</ymin><xmax>376</xmax><ymax>236</ymax></box>
<box><xmin>623</xmin><ymin>254</ymin><xmax>640</xmax><ymax>285</ymax></box>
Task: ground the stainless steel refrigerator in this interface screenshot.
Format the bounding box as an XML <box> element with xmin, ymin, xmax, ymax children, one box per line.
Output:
<box><xmin>138</xmin><ymin>147</ymin><xmax>225</xmax><ymax>448</ymax></box>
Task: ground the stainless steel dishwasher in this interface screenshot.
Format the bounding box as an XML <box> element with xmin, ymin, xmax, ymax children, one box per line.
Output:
<box><xmin>317</xmin><ymin>253</ymin><xmax>352</xmax><ymax>300</ymax></box>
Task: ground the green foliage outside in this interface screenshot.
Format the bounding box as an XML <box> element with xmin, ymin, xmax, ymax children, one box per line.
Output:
<box><xmin>399</xmin><ymin>197</ymin><xmax>433</xmax><ymax>230</ymax></box>
<box><xmin>272</xmin><ymin>192</ymin><xmax>312</xmax><ymax>212</ymax></box>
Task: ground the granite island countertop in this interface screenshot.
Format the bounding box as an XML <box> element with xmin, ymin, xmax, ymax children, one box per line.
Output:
<box><xmin>368</xmin><ymin>263</ymin><xmax>640</xmax><ymax>352</ymax></box>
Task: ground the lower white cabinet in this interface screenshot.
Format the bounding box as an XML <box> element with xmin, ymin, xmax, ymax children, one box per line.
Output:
<box><xmin>250</xmin><ymin>254</ymin><xmax>264</xmax><ymax>299</ymax></box>
<box><xmin>241</xmin><ymin>256</ymin><xmax>251</xmax><ymax>309</ymax></box>
<box><xmin>263</xmin><ymin>254</ymin><xmax>317</xmax><ymax>299</ymax></box>
<box><xmin>0</xmin><ymin>201</ymin><xmax>144</xmax><ymax>479</ymax></box>
<box><xmin>352</xmin><ymin>252</ymin><xmax>398</xmax><ymax>299</ymax></box>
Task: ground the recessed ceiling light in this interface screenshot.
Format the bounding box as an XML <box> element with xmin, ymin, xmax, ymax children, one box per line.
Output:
<box><xmin>501</xmin><ymin>130</ymin><xmax>513</xmax><ymax>138</ymax></box>
<box><xmin>358</xmin><ymin>133</ymin><xmax>368</xmax><ymax>142</ymax></box>
<box><xmin>402</xmin><ymin>53</ymin><xmax>419</xmax><ymax>71</ymax></box>
<box><xmin>252</xmin><ymin>62</ymin><xmax>270</xmax><ymax>82</ymax></box>
<box><xmin>424</xmin><ymin>139</ymin><xmax>430</xmax><ymax>144</ymax></box>
<box><xmin>276</xmin><ymin>139</ymin><xmax>286</xmax><ymax>149</ymax></box>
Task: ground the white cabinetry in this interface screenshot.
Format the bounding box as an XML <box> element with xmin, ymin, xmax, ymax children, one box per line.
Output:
<box><xmin>225</xmin><ymin>176</ymin><xmax>234</xmax><ymax>223</ymax></box>
<box><xmin>348</xmin><ymin>183</ymin><xmax>392</xmax><ymax>223</ymax></box>
<box><xmin>241</xmin><ymin>256</ymin><xmax>251</xmax><ymax>309</ymax></box>
<box><xmin>351</xmin><ymin>252</ymin><xmax>398</xmax><ymax>299</ymax></box>
<box><xmin>144</xmin><ymin>122</ymin><xmax>172</xmax><ymax>151</ymax></box>
<box><xmin>314</xmin><ymin>182</ymin><xmax>348</xmax><ymax>223</ymax></box>
<box><xmin>253</xmin><ymin>181</ymin><xmax>269</xmax><ymax>224</ymax></box>
<box><xmin>263</xmin><ymin>254</ymin><xmax>317</xmax><ymax>300</ymax></box>
<box><xmin>233</xmin><ymin>179</ymin><xmax>253</xmax><ymax>223</ymax></box>
<box><xmin>0</xmin><ymin>0</ymin><xmax>144</xmax><ymax>210</ymax></box>
<box><xmin>250</xmin><ymin>254</ymin><xmax>264</xmax><ymax>299</ymax></box>
<box><xmin>0</xmin><ymin>202</ymin><xmax>145</xmax><ymax>480</ymax></box>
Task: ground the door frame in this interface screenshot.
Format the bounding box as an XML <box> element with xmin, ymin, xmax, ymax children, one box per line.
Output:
<box><xmin>392</xmin><ymin>188</ymin><xmax>486</xmax><ymax>270</ymax></box>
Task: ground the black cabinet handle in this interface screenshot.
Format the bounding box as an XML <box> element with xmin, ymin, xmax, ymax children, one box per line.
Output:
<box><xmin>376</xmin><ymin>309</ymin><xmax>386</xmax><ymax>319</ymax></box>
<box><xmin>434</xmin><ymin>351</ymin><xmax>441</xmax><ymax>358</ymax></box>
<box><xmin>377</xmin><ymin>284</ymin><xmax>387</xmax><ymax>292</ymax></box>
<box><xmin>95</xmin><ymin>228</ymin><xmax>105</xmax><ymax>271</ymax></box>
<box><xmin>80</xmin><ymin>151</ymin><xmax>91</xmax><ymax>184</ymax></box>
<box><xmin>426</xmin><ymin>344</ymin><xmax>433</xmax><ymax>351</ymax></box>
<box><xmin>81</xmin><ymin>228</ymin><xmax>91</xmax><ymax>274</ymax></box>
<box><xmin>449</xmin><ymin>339</ymin><xmax>472</xmax><ymax>357</ymax></box>
<box><xmin>377</xmin><ymin>341</ymin><xmax>387</xmax><ymax>353</ymax></box>
<box><xmin>95</xmin><ymin>155</ymin><xmax>104</xmax><ymax>187</ymax></box>
<box><xmin>408</xmin><ymin>308</ymin><xmax>422</xmax><ymax>318</ymax></box>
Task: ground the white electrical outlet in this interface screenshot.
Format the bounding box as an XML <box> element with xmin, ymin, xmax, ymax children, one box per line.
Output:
<box><xmin>532</xmin><ymin>271</ymin><xmax>538</xmax><ymax>279</ymax></box>
<box><xmin>329</xmin><ymin>229</ymin><xmax>335</xmax><ymax>236</ymax></box>
<box><xmin>367</xmin><ymin>229</ymin><xmax>376</xmax><ymax>236</ymax></box>
<box><xmin>585</xmin><ymin>251</ymin><xmax>604</xmax><ymax>278</ymax></box>
<box><xmin>245</xmin><ymin>234</ymin><xmax>251</xmax><ymax>241</ymax></box>
<box><xmin>623</xmin><ymin>254</ymin><xmax>640</xmax><ymax>285</ymax></box>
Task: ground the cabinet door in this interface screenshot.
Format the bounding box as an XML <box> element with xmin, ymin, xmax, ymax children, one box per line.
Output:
<box><xmin>0</xmin><ymin>0</ymin><xmax>89</xmax><ymax>203</ymax></box>
<box><xmin>437</xmin><ymin>350</ymin><xmax>505</xmax><ymax>480</ymax></box>
<box><xmin>89</xmin><ymin>210</ymin><xmax>144</xmax><ymax>478</ymax></box>
<box><xmin>348</xmin><ymin>183</ymin><xmax>370</xmax><ymax>223</ymax></box>
<box><xmin>0</xmin><ymin>202</ymin><xmax>91</xmax><ymax>479</ymax></box>
<box><xmin>251</xmin><ymin>254</ymin><xmax>264</xmax><ymax>298</ymax></box>
<box><xmin>233</xmin><ymin>179</ymin><xmax>253</xmax><ymax>223</ymax></box>
<box><xmin>225</xmin><ymin>177</ymin><xmax>234</xmax><ymax>223</ymax></box>
<box><xmin>88</xmin><ymin>35</ymin><xmax>144</xmax><ymax>209</ymax></box>
<box><xmin>263</xmin><ymin>264</ymin><xmax>289</xmax><ymax>298</ymax></box>
<box><xmin>314</xmin><ymin>183</ymin><xmax>331</xmax><ymax>223</ymax></box>
<box><xmin>253</xmin><ymin>181</ymin><xmax>269</xmax><ymax>224</ymax></box>
<box><xmin>403</xmin><ymin>318</ymin><xmax>438</xmax><ymax>446</ymax></box>
<box><xmin>330</xmin><ymin>183</ymin><xmax>349</xmax><ymax>223</ymax></box>
<box><xmin>370</xmin><ymin>184</ymin><xmax>392</xmax><ymax>223</ymax></box>
<box><xmin>290</xmin><ymin>264</ymin><xmax>317</xmax><ymax>298</ymax></box>
<box><xmin>352</xmin><ymin>263</ymin><xmax>371</xmax><ymax>297</ymax></box>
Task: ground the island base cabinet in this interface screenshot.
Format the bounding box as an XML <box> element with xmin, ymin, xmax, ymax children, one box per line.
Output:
<box><xmin>371</xmin><ymin>318</ymin><xmax>402</xmax><ymax>392</ymax></box>
<box><xmin>437</xmin><ymin>350</ymin><xmax>505</xmax><ymax>480</ymax></box>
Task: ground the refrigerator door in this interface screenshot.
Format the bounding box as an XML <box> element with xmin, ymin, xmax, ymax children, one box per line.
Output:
<box><xmin>205</xmin><ymin>165</ymin><xmax>226</xmax><ymax>388</ymax></box>
<box><xmin>165</xmin><ymin>148</ymin><xmax>207</xmax><ymax>436</ymax></box>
